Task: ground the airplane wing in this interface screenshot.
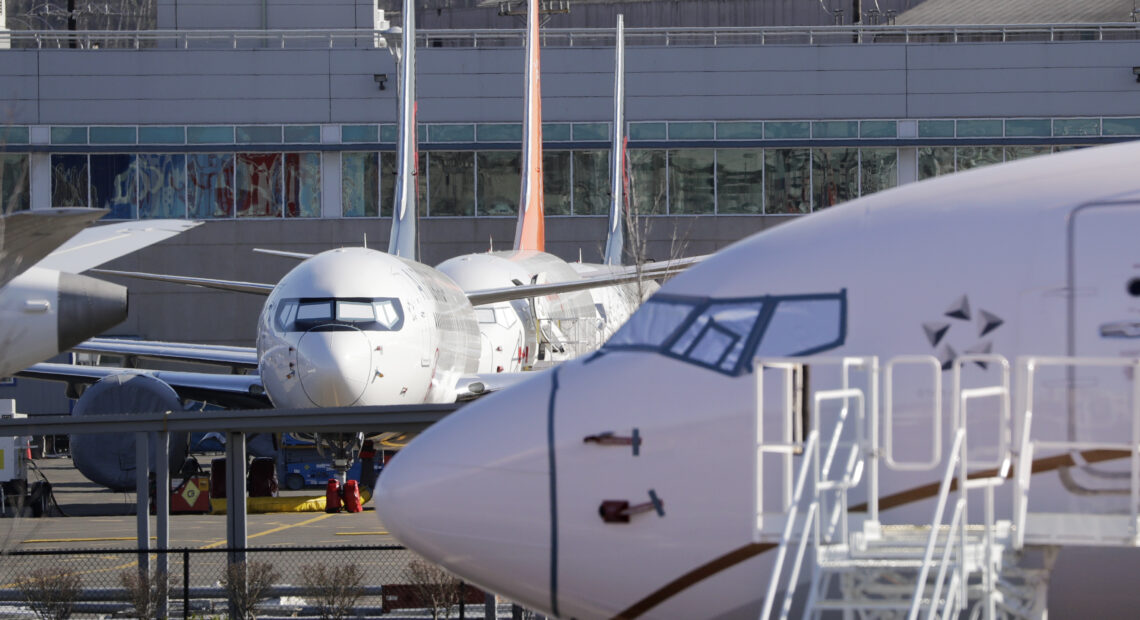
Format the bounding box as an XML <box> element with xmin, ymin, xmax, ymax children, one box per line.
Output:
<box><xmin>19</xmin><ymin>362</ymin><xmax>271</xmax><ymax>409</ymax></box>
<box><xmin>253</xmin><ymin>248</ymin><xmax>313</xmax><ymax>260</ymax></box>
<box><xmin>466</xmin><ymin>262</ymin><xmax>694</xmax><ymax>306</ymax></box>
<box><xmin>0</xmin><ymin>208</ymin><xmax>108</xmax><ymax>288</ymax></box>
<box><xmin>73</xmin><ymin>337</ymin><xmax>259</xmax><ymax>370</ymax></box>
<box><xmin>90</xmin><ymin>269</ymin><xmax>275</xmax><ymax>295</ymax></box>
<box><xmin>36</xmin><ymin>219</ymin><xmax>201</xmax><ymax>274</ymax></box>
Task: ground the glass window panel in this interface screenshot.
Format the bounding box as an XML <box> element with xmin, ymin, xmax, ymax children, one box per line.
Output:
<box><xmin>812</xmin><ymin>121</ymin><xmax>858</xmax><ymax>139</ymax></box>
<box><xmin>236</xmin><ymin>126</ymin><xmax>283</xmax><ymax>144</ymax></box>
<box><xmin>138</xmin><ymin>154</ymin><xmax>186</xmax><ymax>219</ymax></box>
<box><xmin>1005</xmin><ymin>146</ymin><xmax>1051</xmax><ymax>161</ymax></box>
<box><xmin>956</xmin><ymin>146</ymin><xmax>1003</xmax><ymax>171</ymax></box>
<box><xmin>1103</xmin><ymin>118</ymin><xmax>1140</xmax><ymax>136</ymax></box>
<box><xmin>284</xmin><ymin>153</ymin><xmax>320</xmax><ymax>218</ymax></box>
<box><xmin>668</xmin><ymin>149</ymin><xmax>714</xmax><ymax>215</ymax></box>
<box><xmin>717</xmin><ymin>122</ymin><xmax>764</xmax><ymax>140</ymax></box>
<box><xmin>764</xmin><ymin>148</ymin><xmax>810</xmax><ymax>214</ymax></box>
<box><xmin>670</xmin><ymin>302</ymin><xmax>765</xmax><ymax>372</ymax></box>
<box><xmin>477</xmin><ymin>124</ymin><xmax>522</xmax><ymax>142</ymax></box>
<box><xmin>139</xmin><ymin>126</ymin><xmax>185</xmax><ymax>144</ymax></box>
<box><xmin>428</xmin><ymin>151</ymin><xmax>475</xmax><ymax>216</ymax></box>
<box><xmin>859</xmin><ymin>148</ymin><xmax>898</xmax><ymax>197</ymax></box>
<box><xmin>716</xmin><ymin>149</ymin><xmax>763</xmax><ymax>214</ymax></box>
<box><xmin>380</xmin><ymin>125</ymin><xmax>398</xmax><ymax>143</ymax></box>
<box><xmin>236</xmin><ymin>153</ymin><xmax>282</xmax><ymax>217</ymax></box>
<box><xmin>608</xmin><ymin>299</ymin><xmax>697</xmax><ymax>348</ymax></box>
<box><xmin>572</xmin><ymin>150</ymin><xmax>610</xmax><ymax>215</ymax></box>
<box><xmin>1</xmin><ymin>154</ymin><xmax>31</xmax><ymax>213</ymax></box>
<box><xmin>187</xmin><ymin>126</ymin><xmax>234</xmax><ymax>144</ymax></box>
<box><xmin>89</xmin><ymin>127</ymin><xmax>136</xmax><ymax>144</ymax></box>
<box><xmin>342</xmin><ymin>152</ymin><xmax>378</xmax><ymax>217</ymax></box>
<box><xmin>860</xmin><ymin>121</ymin><xmax>897</xmax><ymax>138</ymax></box>
<box><xmin>755</xmin><ymin>299</ymin><xmax>843</xmax><ymax>357</ymax></box>
<box><xmin>377</xmin><ymin>151</ymin><xmax>428</xmax><ymax>218</ymax></box>
<box><xmin>1005</xmin><ymin>119</ymin><xmax>1051</xmax><ymax>137</ymax></box>
<box><xmin>0</xmin><ymin>127</ymin><xmax>30</xmax><ymax>144</ymax></box>
<box><xmin>343</xmin><ymin>125</ymin><xmax>378</xmax><ymax>143</ymax></box>
<box><xmin>417</xmin><ymin>125</ymin><xmax>428</xmax><ymax>144</ymax></box>
<box><xmin>90</xmin><ymin>154</ymin><xmax>137</xmax><ymax>219</ymax></box>
<box><xmin>918</xmin><ymin>146</ymin><xmax>955</xmax><ymax>180</ymax></box>
<box><xmin>629</xmin><ymin>122</ymin><xmax>666</xmax><ymax>141</ymax></box>
<box><xmin>573</xmin><ymin>123</ymin><xmax>608</xmax><ymax>141</ymax></box>
<box><xmin>812</xmin><ymin>147</ymin><xmax>858</xmax><ymax>210</ymax></box>
<box><xmin>51</xmin><ymin>127</ymin><xmax>87</xmax><ymax>145</ymax></box>
<box><xmin>477</xmin><ymin>151</ymin><xmax>520</xmax><ymax>216</ymax></box>
<box><xmin>543</xmin><ymin>150</ymin><xmax>571</xmax><ymax>216</ymax></box>
<box><xmin>429</xmin><ymin>125</ymin><xmax>475</xmax><ymax>143</ymax></box>
<box><xmin>956</xmin><ymin>119</ymin><xmax>1003</xmax><ymax>137</ymax></box>
<box><xmin>284</xmin><ymin>125</ymin><xmax>320</xmax><ymax>143</ymax></box>
<box><xmin>51</xmin><ymin>154</ymin><xmax>88</xmax><ymax>207</ymax></box>
<box><xmin>918</xmin><ymin>120</ymin><xmax>955</xmax><ymax>138</ymax></box>
<box><xmin>629</xmin><ymin>149</ymin><xmax>666</xmax><ymax>216</ymax></box>
<box><xmin>187</xmin><ymin>153</ymin><xmax>234</xmax><ymax>218</ymax></box>
<box><xmin>1053</xmin><ymin>118</ymin><xmax>1100</xmax><ymax>137</ymax></box>
<box><xmin>669</xmin><ymin>122</ymin><xmax>714</xmax><ymax>140</ymax></box>
<box><xmin>1053</xmin><ymin>144</ymin><xmax>1092</xmax><ymax>152</ymax></box>
<box><xmin>543</xmin><ymin>123</ymin><xmax>572</xmax><ymax>142</ymax></box>
<box><xmin>765</xmin><ymin>122</ymin><xmax>810</xmax><ymax>139</ymax></box>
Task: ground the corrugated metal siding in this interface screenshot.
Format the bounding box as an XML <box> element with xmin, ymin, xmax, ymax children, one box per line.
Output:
<box><xmin>895</xmin><ymin>0</ymin><xmax>1135</xmax><ymax>25</ymax></box>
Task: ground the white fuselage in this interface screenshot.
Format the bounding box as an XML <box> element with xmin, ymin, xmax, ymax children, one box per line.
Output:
<box><xmin>376</xmin><ymin>141</ymin><xmax>1140</xmax><ymax>618</ymax></box>
<box><xmin>257</xmin><ymin>248</ymin><xmax>480</xmax><ymax>408</ymax></box>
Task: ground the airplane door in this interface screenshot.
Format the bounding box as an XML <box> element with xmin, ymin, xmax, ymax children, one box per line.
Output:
<box><xmin>1068</xmin><ymin>202</ymin><xmax>1140</xmax><ymax>492</ymax></box>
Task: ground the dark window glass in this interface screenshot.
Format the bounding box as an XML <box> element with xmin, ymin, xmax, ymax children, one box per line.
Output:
<box><xmin>188</xmin><ymin>153</ymin><xmax>234</xmax><ymax>218</ymax></box>
<box><xmin>342</xmin><ymin>152</ymin><xmax>378</xmax><ymax>217</ymax></box>
<box><xmin>859</xmin><ymin>148</ymin><xmax>897</xmax><ymax>197</ymax></box>
<box><xmin>764</xmin><ymin>149</ymin><xmax>810</xmax><ymax>214</ymax></box>
<box><xmin>477</xmin><ymin>151</ymin><xmax>520</xmax><ymax>216</ymax></box>
<box><xmin>51</xmin><ymin>154</ymin><xmax>88</xmax><ymax>207</ymax></box>
<box><xmin>236</xmin><ymin>153</ymin><xmax>282</xmax><ymax>217</ymax></box>
<box><xmin>668</xmin><ymin>149</ymin><xmax>715</xmax><ymax>215</ymax></box>
<box><xmin>543</xmin><ymin>150</ymin><xmax>571</xmax><ymax>215</ymax></box>
<box><xmin>812</xmin><ymin>147</ymin><xmax>858</xmax><ymax>210</ymax></box>
<box><xmin>0</xmin><ymin>154</ymin><xmax>30</xmax><ymax>213</ymax></box>
<box><xmin>955</xmin><ymin>146</ymin><xmax>1003</xmax><ymax>171</ymax></box>
<box><xmin>716</xmin><ymin>149</ymin><xmax>763</xmax><ymax>214</ymax></box>
<box><xmin>90</xmin><ymin>154</ymin><xmax>137</xmax><ymax>219</ymax></box>
<box><xmin>573</xmin><ymin>150</ymin><xmax>609</xmax><ymax>215</ymax></box>
<box><xmin>1005</xmin><ymin>146</ymin><xmax>1051</xmax><ymax>161</ymax></box>
<box><xmin>918</xmin><ymin>147</ymin><xmax>954</xmax><ymax>180</ymax></box>
<box><xmin>378</xmin><ymin>151</ymin><xmax>425</xmax><ymax>218</ymax></box>
<box><xmin>629</xmin><ymin>149</ymin><xmax>666</xmax><ymax>216</ymax></box>
<box><xmin>284</xmin><ymin>153</ymin><xmax>320</xmax><ymax>218</ymax></box>
<box><xmin>428</xmin><ymin>151</ymin><xmax>475</xmax><ymax>216</ymax></box>
<box><xmin>138</xmin><ymin>154</ymin><xmax>186</xmax><ymax>219</ymax></box>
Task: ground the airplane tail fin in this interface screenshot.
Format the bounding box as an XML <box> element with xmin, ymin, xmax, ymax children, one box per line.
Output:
<box><xmin>388</xmin><ymin>0</ymin><xmax>419</xmax><ymax>260</ymax></box>
<box><xmin>603</xmin><ymin>15</ymin><xmax>626</xmax><ymax>266</ymax></box>
<box><xmin>513</xmin><ymin>0</ymin><xmax>545</xmax><ymax>253</ymax></box>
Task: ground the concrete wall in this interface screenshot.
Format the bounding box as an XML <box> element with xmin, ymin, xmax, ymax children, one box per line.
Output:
<box><xmin>4</xmin><ymin>40</ymin><xmax>1140</xmax><ymax>126</ymax></box>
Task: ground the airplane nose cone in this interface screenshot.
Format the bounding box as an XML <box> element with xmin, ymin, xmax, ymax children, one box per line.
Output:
<box><xmin>375</xmin><ymin>372</ymin><xmax>555</xmax><ymax>612</ymax></box>
<box><xmin>296</xmin><ymin>327</ymin><xmax>372</xmax><ymax>407</ymax></box>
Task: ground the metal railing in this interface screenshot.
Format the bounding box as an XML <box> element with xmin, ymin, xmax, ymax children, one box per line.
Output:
<box><xmin>2</xmin><ymin>23</ymin><xmax>1140</xmax><ymax>50</ymax></box>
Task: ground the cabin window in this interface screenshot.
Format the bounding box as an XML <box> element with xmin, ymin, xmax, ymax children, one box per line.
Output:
<box><xmin>755</xmin><ymin>298</ymin><xmax>845</xmax><ymax>358</ymax></box>
<box><xmin>278</xmin><ymin>297</ymin><xmax>404</xmax><ymax>332</ymax></box>
<box><xmin>607</xmin><ymin>298</ymin><xmax>698</xmax><ymax>348</ymax></box>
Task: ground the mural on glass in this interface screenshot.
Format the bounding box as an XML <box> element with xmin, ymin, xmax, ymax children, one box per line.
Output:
<box><xmin>629</xmin><ymin>150</ymin><xmax>666</xmax><ymax>216</ymax></box>
<box><xmin>284</xmin><ymin>153</ymin><xmax>320</xmax><ymax>218</ymax></box>
<box><xmin>188</xmin><ymin>154</ymin><xmax>235</xmax><ymax>218</ymax></box>
<box><xmin>859</xmin><ymin>148</ymin><xmax>898</xmax><ymax>198</ymax></box>
<box><xmin>543</xmin><ymin>151</ymin><xmax>571</xmax><ymax>216</ymax></box>
<box><xmin>716</xmin><ymin>149</ymin><xmax>763</xmax><ymax>214</ymax></box>
<box><xmin>90</xmin><ymin>154</ymin><xmax>137</xmax><ymax>219</ymax></box>
<box><xmin>0</xmin><ymin>154</ymin><xmax>30</xmax><ymax>213</ymax></box>
<box><xmin>765</xmin><ymin>149</ymin><xmax>810</xmax><ymax>214</ymax></box>
<box><xmin>812</xmin><ymin>148</ymin><xmax>858</xmax><ymax>210</ymax></box>
<box><xmin>573</xmin><ymin>150</ymin><xmax>610</xmax><ymax>215</ymax></box>
<box><xmin>428</xmin><ymin>152</ymin><xmax>475</xmax><ymax>216</ymax></box>
<box><xmin>236</xmin><ymin>153</ymin><xmax>283</xmax><ymax>217</ymax></box>
<box><xmin>138</xmin><ymin>154</ymin><xmax>186</xmax><ymax>219</ymax></box>
<box><xmin>477</xmin><ymin>151</ymin><xmax>520</xmax><ymax>216</ymax></box>
<box><xmin>343</xmin><ymin>152</ymin><xmax>379</xmax><ymax>217</ymax></box>
<box><xmin>918</xmin><ymin>147</ymin><xmax>955</xmax><ymax>180</ymax></box>
<box><xmin>51</xmin><ymin>154</ymin><xmax>89</xmax><ymax>208</ymax></box>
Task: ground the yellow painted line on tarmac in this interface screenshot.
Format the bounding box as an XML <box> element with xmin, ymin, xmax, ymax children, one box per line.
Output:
<box><xmin>23</xmin><ymin>536</ymin><xmax>157</xmax><ymax>544</ymax></box>
<box><xmin>199</xmin><ymin>513</ymin><xmax>335</xmax><ymax>549</ymax></box>
<box><xmin>334</xmin><ymin>531</ymin><xmax>389</xmax><ymax>536</ymax></box>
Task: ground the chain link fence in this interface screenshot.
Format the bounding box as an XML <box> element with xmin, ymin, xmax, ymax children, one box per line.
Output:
<box><xmin>0</xmin><ymin>545</ymin><xmax>539</xmax><ymax>618</ymax></box>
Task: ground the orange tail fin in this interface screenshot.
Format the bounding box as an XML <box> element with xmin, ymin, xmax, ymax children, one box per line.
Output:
<box><xmin>513</xmin><ymin>0</ymin><xmax>544</xmax><ymax>252</ymax></box>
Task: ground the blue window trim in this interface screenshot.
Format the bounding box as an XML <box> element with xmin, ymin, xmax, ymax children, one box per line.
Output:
<box><xmin>600</xmin><ymin>289</ymin><xmax>847</xmax><ymax>377</ymax></box>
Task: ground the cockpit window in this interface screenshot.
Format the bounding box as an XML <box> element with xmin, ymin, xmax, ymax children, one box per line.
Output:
<box><xmin>603</xmin><ymin>290</ymin><xmax>846</xmax><ymax>376</ymax></box>
<box><xmin>275</xmin><ymin>297</ymin><xmax>404</xmax><ymax>332</ymax></box>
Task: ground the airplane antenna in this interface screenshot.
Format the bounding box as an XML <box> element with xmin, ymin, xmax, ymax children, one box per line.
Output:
<box><xmin>489</xmin><ymin>235</ymin><xmax>494</xmax><ymax>252</ymax></box>
<box><xmin>363</xmin><ymin>233</ymin><xmax>368</xmax><ymax>249</ymax></box>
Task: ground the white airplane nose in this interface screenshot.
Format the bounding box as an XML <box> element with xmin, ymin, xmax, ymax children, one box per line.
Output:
<box><xmin>296</xmin><ymin>327</ymin><xmax>372</xmax><ymax>407</ymax></box>
<box><xmin>375</xmin><ymin>371</ymin><xmax>556</xmax><ymax>612</ymax></box>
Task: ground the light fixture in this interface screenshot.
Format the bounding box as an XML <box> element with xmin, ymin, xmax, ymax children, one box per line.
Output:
<box><xmin>373</xmin><ymin>74</ymin><xmax>388</xmax><ymax>90</ymax></box>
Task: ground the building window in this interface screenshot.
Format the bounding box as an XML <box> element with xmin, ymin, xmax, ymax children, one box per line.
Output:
<box><xmin>89</xmin><ymin>154</ymin><xmax>137</xmax><ymax>219</ymax></box>
<box><xmin>859</xmin><ymin>148</ymin><xmax>897</xmax><ymax>197</ymax></box>
<box><xmin>812</xmin><ymin>147</ymin><xmax>858</xmax><ymax>210</ymax></box>
<box><xmin>342</xmin><ymin>152</ymin><xmax>378</xmax><ymax>218</ymax></box>
<box><xmin>235</xmin><ymin>153</ymin><xmax>283</xmax><ymax>217</ymax></box>
<box><xmin>543</xmin><ymin>151</ymin><xmax>571</xmax><ymax>215</ymax></box>
<box><xmin>428</xmin><ymin>151</ymin><xmax>475</xmax><ymax>216</ymax></box>
<box><xmin>477</xmin><ymin>151</ymin><xmax>520</xmax><ymax>216</ymax></box>
<box><xmin>51</xmin><ymin>154</ymin><xmax>89</xmax><ymax>208</ymax></box>
<box><xmin>716</xmin><ymin>149</ymin><xmax>763</xmax><ymax>215</ymax></box>
<box><xmin>918</xmin><ymin>146</ymin><xmax>955</xmax><ymax>180</ymax></box>
<box><xmin>629</xmin><ymin>149</ymin><xmax>666</xmax><ymax>216</ymax></box>
<box><xmin>668</xmin><ymin>149</ymin><xmax>715</xmax><ymax>215</ymax></box>
<box><xmin>765</xmin><ymin>148</ymin><xmax>810</xmax><ymax>214</ymax></box>
<box><xmin>573</xmin><ymin>150</ymin><xmax>610</xmax><ymax>215</ymax></box>
<box><xmin>955</xmin><ymin>146</ymin><xmax>1003</xmax><ymax>171</ymax></box>
<box><xmin>188</xmin><ymin>154</ymin><xmax>235</xmax><ymax>218</ymax></box>
<box><xmin>1</xmin><ymin>154</ymin><xmax>31</xmax><ymax>213</ymax></box>
<box><xmin>1005</xmin><ymin>146</ymin><xmax>1051</xmax><ymax>161</ymax></box>
<box><xmin>137</xmin><ymin>154</ymin><xmax>187</xmax><ymax>219</ymax></box>
<box><xmin>284</xmin><ymin>153</ymin><xmax>321</xmax><ymax>218</ymax></box>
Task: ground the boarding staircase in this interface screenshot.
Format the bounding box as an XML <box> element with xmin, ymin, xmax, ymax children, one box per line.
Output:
<box><xmin>753</xmin><ymin>354</ymin><xmax>1140</xmax><ymax>619</ymax></box>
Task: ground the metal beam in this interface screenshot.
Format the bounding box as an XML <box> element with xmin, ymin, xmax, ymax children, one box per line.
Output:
<box><xmin>134</xmin><ymin>431</ymin><xmax>150</xmax><ymax>577</ymax></box>
<box><xmin>155</xmin><ymin>430</ymin><xmax>170</xmax><ymax>618</ymax></box>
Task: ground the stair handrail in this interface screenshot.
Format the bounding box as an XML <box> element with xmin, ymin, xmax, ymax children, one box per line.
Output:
<box><xmin>885</xmin><ymin>355</ymin><xmax>943</xmax><ymax>471</ymax></box>
<box><xmin>907</xmin><ymin>427</ymin><xmax>967</xmax><ymax>620</ymax></box>
<box><xmin>814</xmin><ymin>387</ymin><xmax>865</xmax><ymax>545</ymax></box>
<box><xmin>760</xmin><ymin>430</ymin><xmax>820</xmax><ymax>620</ymax></box>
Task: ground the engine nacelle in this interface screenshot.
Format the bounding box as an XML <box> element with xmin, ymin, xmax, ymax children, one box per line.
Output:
<box><xmin>70</xmin><ymin>373</ymin><xmax>188</xmax><ymax>491</ymax></box>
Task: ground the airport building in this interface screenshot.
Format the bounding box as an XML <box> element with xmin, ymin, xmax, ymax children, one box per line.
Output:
<box><xmin>2</xmin><ymin>0</ymin><xmax>1140</xmax><ymax>408</ymax></box>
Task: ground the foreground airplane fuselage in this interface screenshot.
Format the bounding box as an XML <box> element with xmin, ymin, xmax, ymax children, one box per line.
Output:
<box><xmin>375</xmin><ymin>141</ymin><xmax>1140</xmax><ymax>617</ymax></box>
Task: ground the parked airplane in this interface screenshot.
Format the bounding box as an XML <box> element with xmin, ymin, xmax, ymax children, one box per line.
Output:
<box><xmin>0</xmin><ymin>208</ymin><xmax>198</xmax><ymax>378</ymax></box>
<box><xmin>375</xmin><ymin>140</ymin><xmax>1140</xmax><ymax>617</ymax></box>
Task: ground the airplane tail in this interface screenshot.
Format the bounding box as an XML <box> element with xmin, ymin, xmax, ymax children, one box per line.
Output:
<box><xmin>388</xmin><ymin>0</ymin><xmax>419</xmax><ymax>260</ymax></box>
<box><xmin>513</xmin><ymin>0</ymin><xmax>545</xmax><ymax>253</ymax></box>
<box><xmin>602</xmin><ymin>15</ymin><xmax>626</xmax><ymax>266</ymax></box>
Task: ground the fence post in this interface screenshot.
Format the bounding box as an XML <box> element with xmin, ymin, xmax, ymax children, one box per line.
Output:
<box><xmin>458</xmin><ymin>581</ymin><xmax>466</xmax><ymax>619</ymax></box>
<box><xmin>183</xmin><ymin>550</ymin><xmax>190</xmax><ymax>619</ymax></box>
<box><xmin>484</xmin><ymin>591</ymin><xmax>496</xmax><ymax>619</ymax></box>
